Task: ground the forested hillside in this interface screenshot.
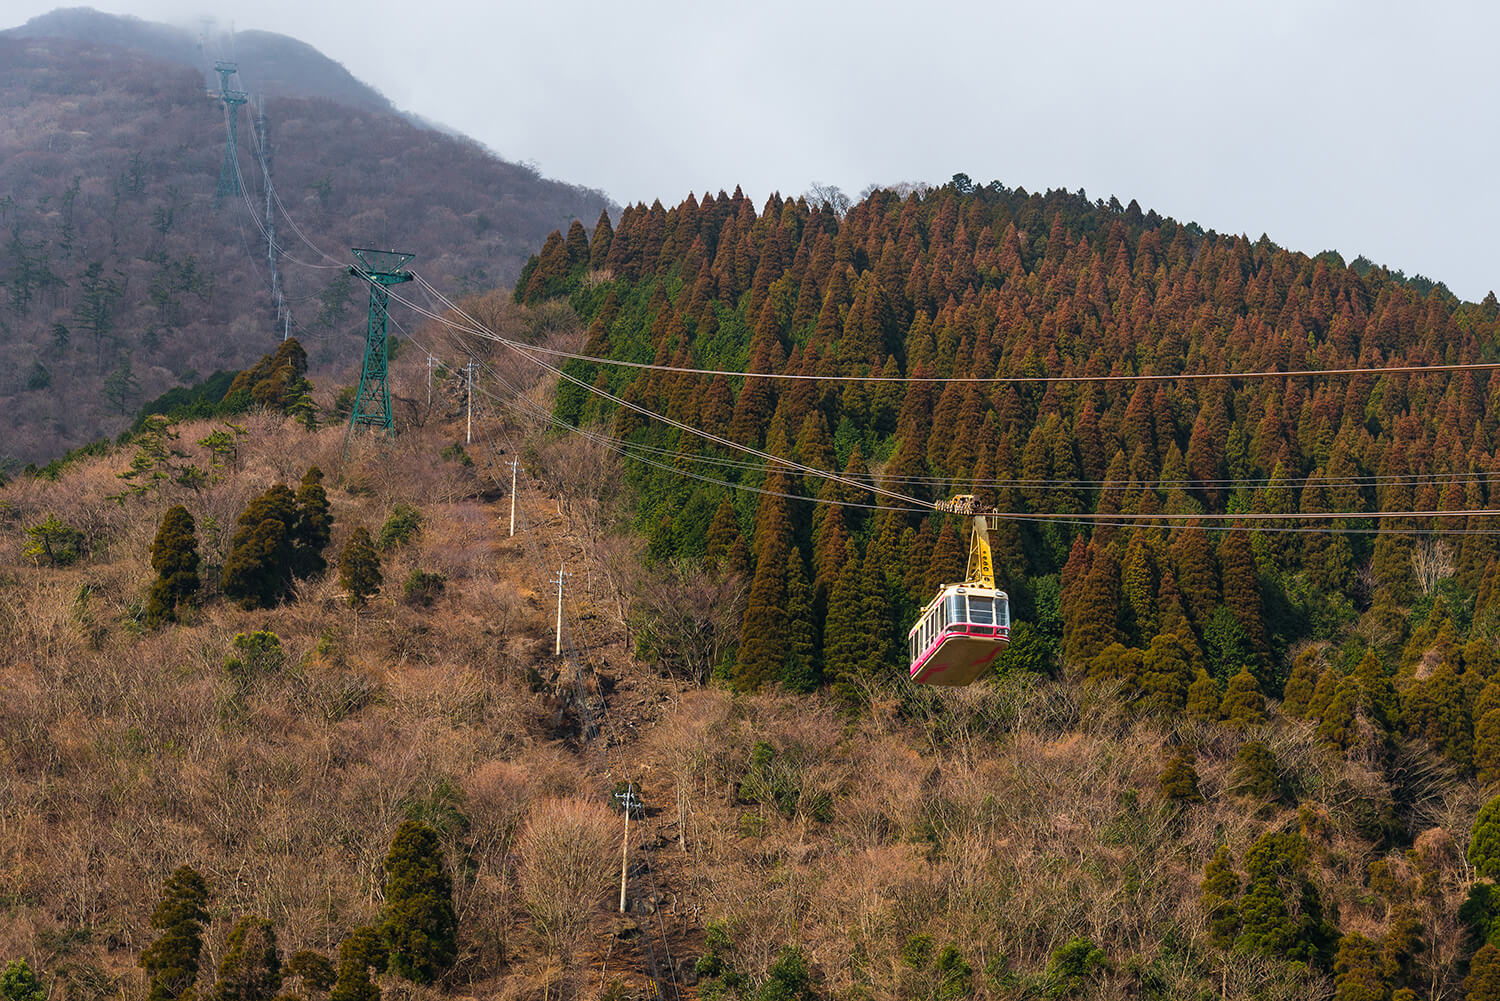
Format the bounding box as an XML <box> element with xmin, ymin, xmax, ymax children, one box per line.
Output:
<box><xmin>0</xmin><ymin>25</ymin><xmax>610</xmax><ymax>463</ymax></box>
<box><xmin>511</xmin><ymin>178</ymin><xmax>1500</xmax><ymax>997</ymax></box>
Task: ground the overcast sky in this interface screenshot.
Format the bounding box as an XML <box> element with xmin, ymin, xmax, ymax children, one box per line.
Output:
<box><xmin>6</xmin><ymin>0</ymin><xmax>1497</xmax><ymax>301</ymax></box>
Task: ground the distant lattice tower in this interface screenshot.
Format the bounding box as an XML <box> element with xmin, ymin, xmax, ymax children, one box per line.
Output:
<box><xmin>348</xmin><ymin>249</ymin><xmax>415</xmax><ymax>435</ymax></box>
<box><xmin>214</xmin><ymin>61</ymin><xmax>249</xmax><ymax>200</ymax></box>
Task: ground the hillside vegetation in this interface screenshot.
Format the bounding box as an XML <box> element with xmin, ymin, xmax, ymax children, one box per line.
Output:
<box><xmin>0</xmin><ymin>24</ymin><xmax>610</xmax><ymax>463</ymax></box>
<box><xmin>10</xmin><ymin>173</ymin><xmax>1500</xmax><ymax>1001</ymax></box>
<box><xmin>5</xmin><ymin>380</ymin><xmax>1456</xmax><ymax>1001</ymax></box>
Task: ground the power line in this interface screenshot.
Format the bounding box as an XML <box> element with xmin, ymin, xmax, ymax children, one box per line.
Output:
<box><xmin>471</xmin><ymin>338</ymin><xmax>1500</xmax><ymax>386</ymax></box>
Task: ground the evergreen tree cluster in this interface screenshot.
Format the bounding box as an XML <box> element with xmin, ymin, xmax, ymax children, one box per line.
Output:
<box><xmin>146</xmin><ymin>504</ymin><xmax>200</xmax><ymax>626</ymax></box>
<box><xmin>511</xmin><ymin>183</ymin><xmax>1500</xmax><ymax>996</ymax></box>
<box><xmin>223</xmin><ymin>339</ymin><xmax>312</xmax><ymax>416</ymax></box>
<box><xmin>221</xmin><ymin>467</ymin><xmax>332</xmax><ymax>609</ymax></box>
<box><xmin>133</xmin><ymin>822</ymin><xmax>455</xmax><ymax>1001</ymax></box>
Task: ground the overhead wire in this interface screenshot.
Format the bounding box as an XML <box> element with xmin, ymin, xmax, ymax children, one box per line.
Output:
<box><xmin>285</xmin><ymin>251</ymin><xmax>1500</xmax><ymax>499</ymax></box>
<box><xmin>225</xmin><ymin>101</ymin><xmax>344</xmax><ymax>271</ymax></box>
<box><xmin>497</xmin><ymin>340</ymin><xmax>1500</xmax><ymax>385</ymax></box>
<box><xmin>403</xmin><ymin>273</ymin><xmax>932</xmax><ymax>508</ymax></box>
<box><xmin>400</xmin><ymin>274</ymin><xmax>1500</xmax><ymax>494</ymax></box>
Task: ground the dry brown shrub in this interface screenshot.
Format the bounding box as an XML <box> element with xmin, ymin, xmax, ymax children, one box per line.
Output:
<box><xmin>515</xmin><ymin>797</ymin><xmax>616</xmax><ymax>958</ymax></box>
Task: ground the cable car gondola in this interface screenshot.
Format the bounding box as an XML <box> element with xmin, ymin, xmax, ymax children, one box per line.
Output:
<box><xmin>908</xmin><ymin>499</ymin><xmax>1010</xmax><ymax>686</ymax></box>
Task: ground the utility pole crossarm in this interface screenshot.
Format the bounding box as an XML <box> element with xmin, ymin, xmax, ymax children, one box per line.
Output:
<box><xmin>614</xmin><ymin>783</ymin><xmax>641</xmax><ymax>913</ymax></box>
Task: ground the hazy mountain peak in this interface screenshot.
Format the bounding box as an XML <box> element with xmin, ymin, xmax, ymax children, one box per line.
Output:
<box><xmin>5</xmin><ymin>6</ymin><xmax>397</xmax><ymax>114</ymax></box>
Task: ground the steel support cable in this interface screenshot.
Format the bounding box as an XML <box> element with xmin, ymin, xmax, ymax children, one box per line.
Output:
<box><xmin>385</xmin><ymin>311</ymin><xmax>933</xmax><ymax>523</ymax></box>
<box><xmin>477</xmin><ymin>352</ymin><xmax>1500</xmax><ymax>526</ymax></box>
<box><xmin>364</xmin><ymin>274</ymin><xmax>1500</xmax><ymax>498</ymax></box>
<box><xmin>405</xmin><ymin>283</ymin><xmax>1500</xmax><ymax>495</ymax></box>
<box><xmin>485</xmin><ymin>339</ymin><xmax>1500</xmax><ymax>385</ymax></box>
<box><xmin>236</xmin><ymin>106</ymin><xmax>346</xmax><ymax>270</ymax></box>
<box><xmin>228</xmin><ymin>136</ymin><xmax>342</xmax><ymax>270</ymax></box>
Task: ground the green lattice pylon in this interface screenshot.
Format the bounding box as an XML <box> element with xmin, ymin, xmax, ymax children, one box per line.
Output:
<box><xmin>214</xmin><ymin>62</ymin><xmax>249</xmax><ymax>200</ymax></box>
<box><xmin>348</xmin><ymin>248</ymin><xmax>415</xmax><ymax>435</ymax></box>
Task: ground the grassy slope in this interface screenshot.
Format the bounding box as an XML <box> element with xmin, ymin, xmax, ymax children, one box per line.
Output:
<box><xmin>0</xmin><ymin>349</ymin><xmax>1489</xmax><ymax>1001</ymax></box>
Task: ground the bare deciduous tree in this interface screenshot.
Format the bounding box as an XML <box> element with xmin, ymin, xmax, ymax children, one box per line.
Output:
<box><xmin>630</xmin><ymin>559</ymin><xmax>748</xmax><ymax>685</ymax></box>
<box><xmin>1411</xmin><ymin>537</ymin><xmax>1456</xmax><ymax>596</ymax></box>
<box><xmin>803</xmin><ymin>182</ymin><xmax>851</xmax><ymax>218</ymax></box>
<box><xmin>515</xmin><ymin>797</ymin><xmax>616</xmax><ymax>958</ymax></box>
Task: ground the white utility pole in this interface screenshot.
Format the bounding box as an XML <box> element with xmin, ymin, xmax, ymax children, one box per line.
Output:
<box><xmin>465</xmin><ymin>359</ymin><xmax>475</xmax><ymax>444</ymax></box>
<box><xmin>509</xmin><ymin>458</ymin><xmax>519</xmax><ymax>536</ymax></box>
<box><xmin>550</xmin><ymin>561</ymin><xmax>571</xmax><ymax>656</ymax></box>
<box><xmin>615</xmin><ymin>783</ymin><xmax>640</xmax><ymax>913</ymax></box>
<box><xmin>427</xmin><ymin>352</ymin><xmax>434</xmax><ymax>406</ymax></box>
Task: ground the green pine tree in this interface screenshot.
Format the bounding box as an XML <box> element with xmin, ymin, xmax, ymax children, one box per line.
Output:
<box><xmin>1138</xmin><ymin>633</ymin><xmax>1195</xmax><ymax>713</ymax></box>
<box><xmin>1220</xmin><ymin>669</ymin><xmax>1267</xmax><ymax>727</ymax></box>
<box><xmin>1230</xmin><ymin>739</ymin><xmax>1284</xmax><ymax>802</ymax></box>
<box><xmin>139</xmin><ymin>866</ymin><xmax>211</xmax><ymax>1001</ymax></box>
<box><xmin>283</xmin><ymin>952</ymin><xmax>335</xmax><ymax>997</ymax></box>
<box><xmin>1470</xmin><ymin>795</ymin><xmax>1500</xmax><ymax>880</ymax></box>
<box><xmin>1316</xmin><ymin>678</ymin><xmax>1365</xmax><ymax>754</ymax></box>
<box><xmin>588</xmin><ymin>209</ymin><xmax>614</xmax><ymax>271</ymax></box>
<box><xmin>1330</xmin><ymin>933</ymin><xmax>1385</xmax><ymax>1001</ymax></box>
<box><xmin>291</xmin><ymin>467</ymin><xmax>333</xmax><ymax>579</ymax></box>
<box><xmin>823</xmin><ymin>541</ymin><xmax>865</xmax><ymax>683</ymax></box>
<box><xmin>1160</xmin><ymin>749</ymin><xmax>1204</xmax><ymax>805</ymax></box>
<box><xmin>1236</xmin><ymin>831</ymin><xmax>1330</xmax><ymax>965</ymax></box>
<box><xmin>146</xmin><ymin>505</ymin><xmax>200</xmax><ymax>627</ymax></box>
<box><xmin>328</xmin><ymin>928</ymin><xmax>384</xmax><ymax>1001</ymax></box>
<box><xmin>0</xmin><ymin>960</ymin><xmax>45</xmax><ymax>1001</ymax></box>
<box><xmin>1478</xmin><ymin>710</ymin><xmax>1500</xmax><ymax>786</ymax></box>
<box><xmin>1218</xmin><ymin>529</ymin><xmax>1267</xmax><ymax>659</ymax></box>
<box><xmin>1467</xmin><ymin>943</ymin><xmax>1500</xmax><ymax>1000</ymax></box>
<box><xmin>210</xmin><ymin>917</ymin><xmax>281</xmax><ymax>1001</ymax></box>
<box><xmin>703</xmin><ymin>496</ymin><xmax>740</xmax><ymax>565</ymax></box>
<box><xmin>1308</xmin><ymin>665</ymin><xmax>1342</xmax><ymax>720</ymax></box>
<box><xmin>380</xmin><ymin>820</ymin><xmax>457</xmax><ymax>984</ymax></box>
<box><xmin>338</xmin><ymin>527</ymin><xmax>383</xmax><ymax>610</ymax></box>
<box><xmin>1084</xmin><ymin>643</ymin><xmax>1142</xmax><ymax>691</ymax></box>
<box><xmin>1200</xmin><ymin>845</ymin><xmax>1240</xmax><ymax>949</ymax></box>
<box><xmin>1404</xmin><ymin>662</ymin><xmax>1474</xmax><ymax>769</ymax></box>
<box><xmin>782</xmin><ymin>550</ymin><xmax>819</xmax><ymax>692</ymax></box>
<box><xmin>1185</xmin><ymin>670</ymin><xmax>1221</xmax><ymax>722</ymax></box>
<box><xmin>221</xmin><ymin>485</ymin><xmax>298</xmax><ymax>609</ymax></box>
<box><xmin>1280</xmin><ymin>654</ymin><xmax>1319</xmax><ymax>718</ymax></box>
